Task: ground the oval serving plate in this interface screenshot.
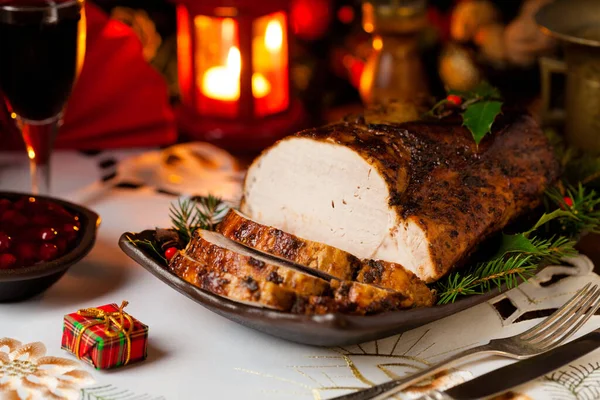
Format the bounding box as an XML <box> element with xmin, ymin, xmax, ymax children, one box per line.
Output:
<box><xmin>119</xmin><ymin>230</ymin><xmax>504</xmax><ymax>346</ymax></box>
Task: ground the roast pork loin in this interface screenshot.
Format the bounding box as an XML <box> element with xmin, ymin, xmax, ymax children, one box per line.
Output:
<box><xmin>184</xmin><ymin>229</ymin><xmax>331</xmax><ymax>296</ymax></box>
<box><xmin>173</xmin><ymin>230</ymin><xmax>430</xmax><ymax>314</ymax></box>
<box><xmin>217</xmin><ymin>209</ymin><xmax>434</xmax><ymax>305</ymax></box>
<box><xmin>241</xmin><ymin>113</ymin><xmax>559</xmax><ymax>282</ymax></box>
<box><xmin>170</xmin><ymin>252</ymin><xmax>301</xmax><ymax>311</ymax></box>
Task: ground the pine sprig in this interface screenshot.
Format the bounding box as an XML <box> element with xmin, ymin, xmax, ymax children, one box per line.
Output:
<box><xmin>195</xmin><ymin>195</ymin><xmax>230</xmax><ymax>231</ymax></box>
<box><xmin>169</xmin><ymin>195</ymin><xmax>230</xmax><ymax>243</ymax></box>
<box><xmin>168</xmin><ymin>198</ymin><xmax>202</xmax><ymax>243</ymax></box>
<box><xmin>126</xmin><ymin>235</ymin><xmax>166</xmax><ymax>263</ymax></box>
<box><xmin>545</xmin><ymin>184</ymin><xmax>600</xmax><ymax>236</ymax></box>
<box><xmin>435</xmin><ymin>215</ymin><xmax>579</xmax><ymax>304</ymax></box>
<box><xmin>436</xmin><ymin>255</ymin><xmax>536</xmax><ymax>305</ymax></box>
<box><xmin>526</xmin><ymin>236</ymin><xmax>578</xmax><ymax>264</ymax></box>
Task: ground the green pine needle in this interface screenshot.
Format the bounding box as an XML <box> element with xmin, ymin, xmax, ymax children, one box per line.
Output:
<box><xmin>195</xmin><ymin>194</ymin><xmax>230</xmax><ymax>231</ymax></box>
<box><xmin>435</xmin><ymin>218</ymin><xmax>579</xmax><ymax>305</ymax></box>
<box><xmin>126</xmin><ymin>235</ymin><xmax>166</xmax><ymax>263</ymax></box>
<box><xmin>436</xmin><ymin>255</ymin><xmax>537</xmax><ymax>305</ymax></box>
<box><xmin>168</xmin><ymin>198</ymin><xmax>202</xmax><ymax>243</ymax></box>
<box><xmin>526</xmin><ymin>236</ymin><xmax>578</xmax><ymax>264</ymax></box>
<box><xmin>545</xmin><ymin>184</ymin><xmax>600</xmax><ymax>236</ymax></box>
<box><xmin>169</xmin><ymin>195</ymin><xmax>230</xmax><ymax>243</ymax></box>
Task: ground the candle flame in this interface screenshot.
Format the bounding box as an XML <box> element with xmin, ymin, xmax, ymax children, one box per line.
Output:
<box><xmin>252</xmin><ymin>74</ymin><xmax>271</xmax><ymax>98</ymax></box>
<box><xmin>201</xmin><ymin>46</ymin><xmax>270</xmax><ymax>101</ymax></box>
<box><xmin>227</xmin><ymin>46</ymin><xmax>241</xmax><ymax>74</ymax></box>
<box><xmin>265</xmin><ymin>20</ymin><xmax>283</xmax><ymax>52</ymax></box>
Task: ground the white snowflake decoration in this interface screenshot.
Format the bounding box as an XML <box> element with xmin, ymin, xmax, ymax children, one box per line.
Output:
<box><xmin>0</xmin><ymin>338</ymin><xmax>93</xmax><ymax>400</ymax></box>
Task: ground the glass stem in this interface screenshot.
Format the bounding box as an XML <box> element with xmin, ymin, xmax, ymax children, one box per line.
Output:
<box><xmin>18</xmin><ymin>114</ymin><xmax>61</xmax><ymax>195</ymax></box>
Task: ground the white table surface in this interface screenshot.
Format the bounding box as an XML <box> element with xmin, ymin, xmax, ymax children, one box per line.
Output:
<box><xmin>1</xmin><ymin>149</ymin><xmax>600</xmax><ymax>400</ymax></box>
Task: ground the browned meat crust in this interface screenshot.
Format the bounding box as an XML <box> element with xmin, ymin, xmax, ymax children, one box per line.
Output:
<box><xmin>172</xmin><ymin>231</ymin><xmax>425</xmax><ymax>314</ymax></box>
<box><xmin>357</xmin><ymin>260</ymin><xmax>435</xmax><ymax>307</ymax></box>
<box><xmin>294</xmin><ymin>112</ymin><xmax>559</xmax><ymax>278</ymax></box>
<box><xmin>217</xmin><ymin>209</ymin><xmax>435</xmax><ymax>306</ymax></box>
<box><xmin>217</xmin><ymin>209</ymin><xmax>360</xmax><ymax>280</ymax></box>
<box><xmin>169</xmin><ymin>252</ymin><xmax>299</xmax><ymax>311</ymax></box>
<box><xmin>185</xmin><ymin>230</ymin><xmax>330</xmax><ymax>297</ymax></box>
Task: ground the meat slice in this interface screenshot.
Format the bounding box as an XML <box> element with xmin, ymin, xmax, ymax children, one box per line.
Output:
<box><xmin>178</xmin><ymin>230</ymin><xmax>423</xmax><ymax>314</ymax></box>
<box><xmin>170</xmin><ymin>252</ymin><xmax>299</xmax><ymax>311</ymax></box>
<box><xmin>171</xmin><ymin>251</ymin><xmax>411</xmax><ymax>314</ymax></box>
<box><xmin>185</xmin><ymin>229</ymin><xmax>330</xmax><ymax>296</ymax></box>
<box><xmin>241</xmin><ymin>113</ymin><xmax>559</xmax><ymax>282</ymax></box>
<box><xmin>218</xmin><ymin>209</ymin><xmax>360</xmax><ymax>280</ymax></box>
<box><xmin>217</xmin><ymin>209</ymin><xmax>434</xmax><ymax>306</ymax></box>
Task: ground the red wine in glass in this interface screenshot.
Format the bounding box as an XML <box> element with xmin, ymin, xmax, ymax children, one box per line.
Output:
<box><xmin>0</xmin><ymin>0</ymin><xmax>83</xmax><ymax>195</ymax></box>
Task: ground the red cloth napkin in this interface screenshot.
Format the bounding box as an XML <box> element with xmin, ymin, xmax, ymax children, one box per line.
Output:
<box><xmin>2</xmin><ymin>2</ymin><xmax>177</xmax><ymax>150</ymax></box>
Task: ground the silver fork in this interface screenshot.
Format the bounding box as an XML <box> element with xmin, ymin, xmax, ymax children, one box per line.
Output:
<box><xmin>333</xmin><ymin>283</ymin><xmax>600</xmax><ymax>400</ymax></box>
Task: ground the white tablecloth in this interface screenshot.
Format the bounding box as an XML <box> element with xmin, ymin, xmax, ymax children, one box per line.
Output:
<box><xmin>1</xmin><ymin>149</ymin><xmax>599</xmax><ymax>400</ymax></box>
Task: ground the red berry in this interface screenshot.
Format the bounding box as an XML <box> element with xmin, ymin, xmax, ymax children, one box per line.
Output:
<box><xmin>62</xmin><ymin>223</ymin><xmax>79</xmax><ymax>233</ymax></box>
<box><xmin>564</xmin><ymin>197</ymin><xmax>574</xmax><ymax>207</ymax></box>
<box><xmin>32</xmin><ymin>214</ymin><xmax>52</xmax><ymax>226</ymax></box>
<box><xmin>40</xmin><ymin>228</ymin><xmax>57</xmax><ymax>241</ymax></box>
<box><xmin>0</xmin><ymin>232</ymin><xmax>11</xmax><ymax>252</ymax></box>
<box><xmin>0</xmin><ymin>199</ymin><xmax>11</xmax><ymax>213</ymax></box>
<box><xmin>1</xmin><ymin>210</ymin><xmax>26</xmax><ymax>226</ymax></box>
<box><xmin>0</xmin><ymin>253</ymin><xmax>16</xmax><ymax>269</ymax></box>
<box><xmin>47</xmin><ymin>203</ymin><xmax>70</xmax><ymax>217</ymax></box>
<box><xmin>16</xmin><ymin>243</ymin><xmax>36</xmax><ymax>263</ymax></box>
<box><xmin>1</xmin><ymin>209</ymin><xmax>16</xmax><ymax>222</ymax></box>
<box><xmin>446</xmin><ymin>94</ymin><xmax>462</xmax><ymax>106</ymax></box>
<box><xmin>54</xmin><ymin>238</ymin><xmax>68</xmax><ymax>254</ymax></box>
<box><xmin>63</xmin><ymin>224</ymin><xmax>80</xmax><ymax>242</ymax></box>
<box><xmin>39</xmin><ymin>243</ymin><xmax>59</xmax><ymax>261</ymax></box>
<box><xmin>164</xmin><ymin>247</ymin><xmax>178</xmax><ymax>261</ymax></box>
<box><xmin>13</xmin><ymin>197</ymin><xmax>30</xmax><ymax>210</ymax></box>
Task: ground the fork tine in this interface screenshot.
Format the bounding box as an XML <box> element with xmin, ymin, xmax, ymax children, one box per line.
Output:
<box><xmin>537</xmin><ymin>287</ymin><xmax>600</xmax><ymax>349</ymax></box>
<box><xmin>519</xmin><ymin>283</ymin><xmax>593</xmax><ymax>340</ymax></box>
<box><xmin>525</xmin><ymin>285</ymin><xmax>599</xmax><ymax>343</ymax></box>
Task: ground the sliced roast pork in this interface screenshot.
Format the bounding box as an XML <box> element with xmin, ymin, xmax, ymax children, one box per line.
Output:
<box><xmin>241</xmin><ymin>113</ymin><xmax>559</xmax><ymax>282</ymax></box>
<box><xmin>170</xmin><ymin>253</ymin><xmax>301</xmax><ymax>311</ymax></box>
<box><xmin>217</xmin><ymin>208</ymin><xmax>434</xmax><ymax>306</ymax></box>
<box><xmin>184</xmin><ymin>229</ymin><xmax>330</xmax><ymax>296</ymax></box>
<box><xmin>174</xmin><ymin>230</ymin><xmax>425</xmax><ymax>314</ymax></box>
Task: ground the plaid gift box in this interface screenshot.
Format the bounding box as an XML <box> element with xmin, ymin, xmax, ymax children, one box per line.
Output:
<box><xmin>61</xmin><ymin>301</ymin><xmax>148</xmax><ymax>369</ymax></box>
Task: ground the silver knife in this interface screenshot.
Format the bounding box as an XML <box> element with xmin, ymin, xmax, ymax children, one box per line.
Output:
<box><xmin>417</xmin><ymin>328</ymin><xmax>600</xmax><ymax>400</ymax></box>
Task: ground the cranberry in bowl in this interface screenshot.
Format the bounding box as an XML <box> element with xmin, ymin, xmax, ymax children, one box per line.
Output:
<box><xmin>0</xmin><ymin>192</ymin><xmax>99</xmax><ymax>301</ymax></box>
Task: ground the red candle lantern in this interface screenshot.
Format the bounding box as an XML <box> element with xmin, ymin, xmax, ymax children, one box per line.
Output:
<box><xmin>174</xmin><ymin>0</ymin><xmax>305</xmax><ymax>152</ymax></box>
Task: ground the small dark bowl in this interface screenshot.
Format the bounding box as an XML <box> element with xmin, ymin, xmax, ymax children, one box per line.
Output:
<box><xmin>0</xmin><ymin>192</ymin><xmax>100</xmax><ymax>302</ymax></box>
<box><xmin>120</xmin><ymin>230</ymin><xmax>504</xmax><ymax>346</ymax></box>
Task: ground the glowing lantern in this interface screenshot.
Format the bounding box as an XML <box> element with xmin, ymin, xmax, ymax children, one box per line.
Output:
<box><xmin>290</xmin><ymin>0</ymin><xmax>332</xmax><ymax>40</ymax></box>
<box><xmin>174</xmin><ymin>0</ymin><xmax>304</xmax><ymax>152</ymax></box>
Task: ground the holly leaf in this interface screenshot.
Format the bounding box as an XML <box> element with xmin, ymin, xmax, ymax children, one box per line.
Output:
<box><xmin>525</xmin><ymin>209</ymin><xmax>574</xmax><ymax>236</ymax></box>
<box><xmin>462</xmin><ymin>100</ymin><xmax>503</xmax><ymax>146</ymax></box>
<box><xmin>493</xmin><ymin>233</ymin><xmax>539</xmax><ymax>260</ymax></box>
<box><xmin>448</xmin><ymin>81</ymin><xmax>501</xmax><ymax>101</ymax></box>
<box><xmin>471</xmin><ymin>81</ymin><xmax>501</xmax><ymax>99</ymax></box>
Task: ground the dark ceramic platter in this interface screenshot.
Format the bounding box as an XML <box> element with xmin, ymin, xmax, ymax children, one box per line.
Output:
<box><xmin>119</xmin><ymin>229</ymin><xmax>506</xmax><ymax>346</ymax></box>
<box><xmin>0</xmin><ymin>192</ymin><xmax>100</xmax><ymax>302</ymax></box>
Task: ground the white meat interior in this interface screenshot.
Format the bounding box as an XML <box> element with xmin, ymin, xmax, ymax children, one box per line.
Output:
<box><xmin>242</xmin><ymin>137</ymin><xmax>431</xmax><ymax>278</ymax></box>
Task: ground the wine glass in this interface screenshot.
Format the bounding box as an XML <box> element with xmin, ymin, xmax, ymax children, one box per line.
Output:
<box><xmin>0</xmin><ymin>0</ymin><xmax>85</xmax><ymax>195</ymax></box>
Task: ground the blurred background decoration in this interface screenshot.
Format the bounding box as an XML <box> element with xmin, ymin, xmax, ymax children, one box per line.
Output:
<box><xmin>537</xmin><ymin>0</ymin><xmax>600</xmax><ymax>155</ymax></box>
<box><xmin>290</xmin><ymin>0</ymin><xmax>333</xmax><ymax>41</ymax></box>
<box><xmin>170</xmin><ymin>0</ymin><xmax>305</xmax><ymax>153</ymax></box>
<box><xmin>358</xmin><ymin>0</ymin><xmax>433</xmax><ymax>106</ymax></box>
<box><xmin>0</xmin><ymin>0</ymin><xmax>574</xmax><ymax>153</ymax></box>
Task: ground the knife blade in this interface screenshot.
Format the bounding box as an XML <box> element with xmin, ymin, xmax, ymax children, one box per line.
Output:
<box><xmin>423</xmin><ymin>328</ymin><xmax>600</xmax><ymax>400</ymax></box>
